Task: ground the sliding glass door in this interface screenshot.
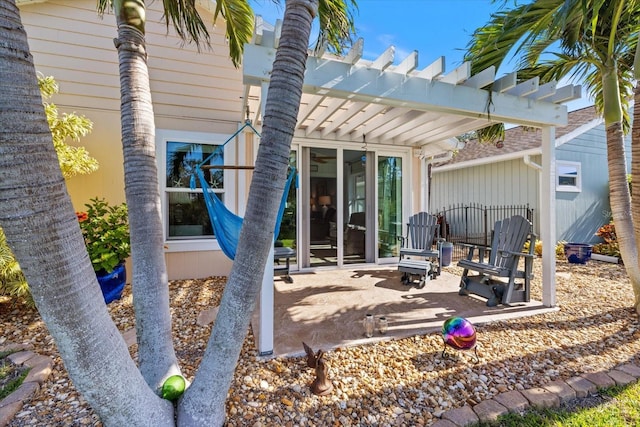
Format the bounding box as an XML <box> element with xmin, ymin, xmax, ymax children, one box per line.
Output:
<box><xmin>342</xmin><ymin>150</ymin><xmax>368</xmax><ymax>265</ymax></box>
<box><xmin>275</xmin><ymin>150</ymin><xmax>297</xmax><ymax>266</ymax></box>
<box><xmin>309</xmin><ymin>148</ymin><xmax>337</xmax><ymax>267</ymax></box>
<box><xmin>378</xmin><ymin>156</ymin><xmax>403</xmax><ymax>259</ymax></box>
<box><xmin>300</xmin><ymin>147</ymin><xmax>405</xmax><ymax>268</ymax></box>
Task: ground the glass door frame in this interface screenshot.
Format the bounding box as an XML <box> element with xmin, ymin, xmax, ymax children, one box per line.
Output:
<box><xmin>374</xmin><ymin>149</ymin><xmax>411</xmax><ymax>264</ymax></box>
<box><xmin>293</xmin><ymin>141</ymin><xmax>411</xmax><ymax>269</ymax></box>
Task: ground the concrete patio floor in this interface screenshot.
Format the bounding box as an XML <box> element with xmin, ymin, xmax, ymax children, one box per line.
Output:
<box><xmin>254</xmin><ymin>266</ymin><xmax>557</xmax><ymax>358</ymax></box>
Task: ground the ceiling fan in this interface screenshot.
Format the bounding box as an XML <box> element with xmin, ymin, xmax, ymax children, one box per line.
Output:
<box><xmin>310</xmin><ymin>152</ymin><xmax>337</xmax><ymax>163</ymax></box>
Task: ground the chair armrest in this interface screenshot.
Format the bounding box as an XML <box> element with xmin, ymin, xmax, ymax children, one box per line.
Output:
<box><xmin>498</xmin><ymin>249</ymin><xmax>535</xmax><ymax>258</ymax></box>
<box><xmin>460</xmin><ymin>243</ymin><xmax>492</xmax><ymax>262</ymax></box>
<box><xmin>461</xmin><ymin>244</ymin><xmax>479</xmax><ymax>262</ymax></box>
<box><xmin>460</xmin><ymin>242</ymin><xmax>491</xmax><ymax>252</ymax></box>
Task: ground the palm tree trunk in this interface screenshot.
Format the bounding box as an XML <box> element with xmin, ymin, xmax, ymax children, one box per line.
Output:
<box><xmin>631</xmin><ymin>80</ymin><xmax>640</xmax><ymax>313</ymax></box>
<box><xmin>606</xmin><ymin>121</ymin><xmax>640</xmax><ymax>313</ymax></box>
<box><xmin>177</xmin><ymin>0</ymin><xmax>318</xmax><ymax>425</ymax></box>
<box><xmin>0</xmin><ymin>1</ymin><xmax>173</xmax><ymax>424</ymax></box>
<box><xmin>112</xmin><ymin>2</ymin><xmax>181</xmax><ymax>390</ymax></box>
<box><xmin>602</xmin><ymin>65</ymin><xmax>640</xmax><ymax>315</ymax></box>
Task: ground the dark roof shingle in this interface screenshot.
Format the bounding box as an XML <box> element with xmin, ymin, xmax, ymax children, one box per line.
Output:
<box><xmin>440</xmin><ymin>105</ymin><xmax>598</xmax><ymax>166</ymax></box>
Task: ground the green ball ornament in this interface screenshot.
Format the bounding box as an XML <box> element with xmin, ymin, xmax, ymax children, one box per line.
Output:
<box><xmin>162</xmin><ymin>375</ymin><xmax>186</xmax><ymax>401</ymax></box>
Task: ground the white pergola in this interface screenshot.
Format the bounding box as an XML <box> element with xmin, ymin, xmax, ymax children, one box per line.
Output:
<box><xmin>243</xmin><ymin>19</ymin><xmax>580</xmax><ymax>355</ymax></box>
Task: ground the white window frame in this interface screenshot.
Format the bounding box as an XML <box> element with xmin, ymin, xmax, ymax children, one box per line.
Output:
<box><xmin>157</xmin><ymin>129</ymin><xmax>237</xmax><ymax>252</ymax></box>
<box><xmin>556</xmin><ymin>160</ymin><xmax>582</xmax><ymax>192</ymax></box>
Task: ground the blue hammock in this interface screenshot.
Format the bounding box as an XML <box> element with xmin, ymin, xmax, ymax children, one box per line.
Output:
<box><xmin>194</xmin><ymin>166</ymin><xmax>296</xmax><ymax>260</ymax></box>
<box><xmin>191</xmin><ymin>121</ymin><xmax>296</xmax><ymax>260</ymax></box>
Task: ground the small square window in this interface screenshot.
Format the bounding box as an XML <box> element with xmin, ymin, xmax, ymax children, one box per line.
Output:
<box><xmin>556</xmin><ymin>161</ymin><xmax>581</xmax><ymax>192</ymax></box>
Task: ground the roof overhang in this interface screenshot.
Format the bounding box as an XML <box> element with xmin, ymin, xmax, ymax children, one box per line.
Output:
<box><xmin>434</xmin><ymin>115</ymin><xmax>604</xmax><ymax>172</ymax></box>
<box><xmin>242</xmin><ymin>18</ymin><xmax>580</xmax><ymax>157</ymax></box>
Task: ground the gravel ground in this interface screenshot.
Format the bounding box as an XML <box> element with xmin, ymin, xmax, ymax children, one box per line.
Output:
<box><xmin>2</xmin><ymin>258</ymin><xmax>640</xmax><ymax>426</ymax></box>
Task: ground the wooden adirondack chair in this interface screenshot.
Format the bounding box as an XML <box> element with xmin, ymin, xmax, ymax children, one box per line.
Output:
<box><xmin>458</xmin><ymin>215</ymin><xmax>536</xmax><ymax>306</ymax></box>
<box><xmin>397</xmin><ymin>212</ymin><xmax>441</xmax><ymax>288</ymax></box>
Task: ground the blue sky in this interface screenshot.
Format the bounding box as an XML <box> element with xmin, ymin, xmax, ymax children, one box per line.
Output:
<box><xmin>252</xmin><ymin>1</ymin><xmax>506</xmax><ymax>74</ymax></box>
<box><xmin>251</xmin><ymin>0</ymin><xmax>592</xmax><ymax>111</ymax></box>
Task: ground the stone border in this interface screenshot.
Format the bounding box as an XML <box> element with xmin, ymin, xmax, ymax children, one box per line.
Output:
<box><xmin>2</xmin><ymin>334</ymin><xmax>640</xmax><ymax>427</ymax></box>
<box><xmin>431</xmin><ymin>363</ymin><xmax>640</xmax><ymax>427</ymax></box>
<box><xmin>0</xmin><ymin>343</ymin><xmax>53</xmax><ymax>427</ymax></box>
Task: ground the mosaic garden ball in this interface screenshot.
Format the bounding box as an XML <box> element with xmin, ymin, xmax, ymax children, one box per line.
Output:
<box><xmin>442</xmin><ymin>317</ymin><xmax>477</xmax><ymax>350</ymax></box>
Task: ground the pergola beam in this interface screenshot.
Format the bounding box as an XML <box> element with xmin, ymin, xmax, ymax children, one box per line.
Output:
<box><xmin>415</xmin><ymin>56</ymin><xmax>445</xmax><ymax>80</ymax></box>
<box><xmin>549</xmin><ymin>85</ymin><xmax>582</xmax><ymax>103</ymax></box>
<box><xmin>462</xmin><ymin>66</ymin><xmax>495</xmax><ymax>89</ymax></box>
<box><xmin>320</xmin><ymin>101</ymin><xmax>368</xmax><ymax>137</ymax></box>
<box><xmin>438</xmin><ymin>62</ymin><xmax>471</xmax><ymax>85</ymax></box>
<box><xmin>393</xmin><ymin>50</ymin><xmax>419</xmax><ymax>75</ymax></box>
<box><xmin>351</xmin><ymin>107</ymin><xmax>410</xmax><ymax>140</ymax></box>
<box><xmin>343</xmin><ymin>38</ymin><xmax>364</xmax><ymax>64</ymax></box>
<box><xmin>369</xmin><ymin>45</ymin><xmax>395</xmax><ymax>71</ymax></box>
<box><xmin>305</xmin><ymin>97</ymin><xmax>349</xmax><ymax>136</ymax></box>
<box><xmin>527</xmin><ymin>81</ymin><xmax>557</xmax><ymax>100</ymax></box>
<box><xmin>243</xmin><ymin>43</ymin><xmax>570</xmax><ymax>127</ymax></box>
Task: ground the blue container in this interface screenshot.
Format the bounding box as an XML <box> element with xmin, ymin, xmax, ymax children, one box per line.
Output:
<box><xmin>96</xmin><ymin>263</ymin><xmax>127</xmax><ymax>304</ymax></box>
<box><xmin>564</xmin><ymin>243</ymin><xmax>593</xmax><ymax>264</ymax></box>
<box><xmin>440</xmin><ymin>242</ymin><xmax>453</xmax><ymax>267</ymax></box>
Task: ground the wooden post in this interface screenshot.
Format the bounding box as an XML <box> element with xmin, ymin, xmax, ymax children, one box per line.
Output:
<box><xmin>540</xmin><ymin>126</ymin><xmax>556</xmax><ymax>307</ymax></box>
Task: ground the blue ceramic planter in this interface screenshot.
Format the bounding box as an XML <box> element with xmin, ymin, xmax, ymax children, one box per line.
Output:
<box><xmin>564</xmin><ymin>243</ymin><xmax>593</xmax><ymax>264</ymax></box>
<box><xmin>96</xmin><ymin>263</ymin><xmax>126</xmax><ymax>304</ymax></box>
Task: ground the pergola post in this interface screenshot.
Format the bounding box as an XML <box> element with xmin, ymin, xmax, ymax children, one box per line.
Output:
<box><xmin>540</xmin><ymin>126</ymin><xmax>557</xmax><ymax>307</ymax></box>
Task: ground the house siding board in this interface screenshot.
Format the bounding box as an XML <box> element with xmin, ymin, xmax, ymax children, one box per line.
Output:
<box><xmin>22</xmin><ymin>0</ymin><xmax>241</xmax><ymax>123</ymax></box>
<box><xmin>20</xmin><ymin>0</ymin><xmax>245</xmax><ymax>279</ymax></box>
<box><xmin>555</xmin><ymin>124</ymin><xmax>611</xmax><ymax>243</ymax></box>
<box><xmin>431</xmin><ymin>158</ymin><xmax>540</xmax><ymax>234</ymax></box>
<box><xmin>432</xmin><ymin>113</ymin><xmax>632</xmax><ymax>247</ymax></box>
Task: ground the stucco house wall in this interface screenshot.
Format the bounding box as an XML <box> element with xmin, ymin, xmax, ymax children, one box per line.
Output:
<box><xmin>19</xmin><ymin>0</ymin><xmax>243</xmax><ymax>278</ymax></box>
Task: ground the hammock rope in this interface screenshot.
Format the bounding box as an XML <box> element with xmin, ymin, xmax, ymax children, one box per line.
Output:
<box><xmin>191</xmin><ymin>122</ymin><xmax>296</xmax><ymax>260</ymax></box>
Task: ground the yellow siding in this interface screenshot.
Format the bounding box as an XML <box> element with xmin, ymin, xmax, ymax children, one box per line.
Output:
<box><xmin>166</xmin><ymin>251</ymin><xmax>233</xmax><ymax>280</ymax></box>
<box><xmin>20</xmin><ymin>0</ymin><xmax>245</xmax><ymax>279</ymax></box>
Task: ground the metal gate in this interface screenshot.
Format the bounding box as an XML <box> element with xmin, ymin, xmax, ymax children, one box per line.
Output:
<box><xmin>436</xmin><ymin>203</ymin><xmax>534</xmax><ymax>261</ymax></box>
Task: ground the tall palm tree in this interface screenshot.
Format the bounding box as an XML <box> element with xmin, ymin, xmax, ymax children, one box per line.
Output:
<box><xmin>464</xmin><ymin>0</ymin><xmax>640</xmax><ymax>314</ymax></box>
<box><xmin>0</xmin><ymin>1</ymin><xmax>174</xmax><ymax>424</ymax></box>
<box><xmin>178</xmin><ymin>3</ymin><xmax>327</xmax><ymax>423</ymax></box>
<box><xmin>93</xmin><ymin>0</ymin><xmax>226</xmax><ymax>395</ymax></box>
<box><xmin>2</xmin><ymin>0</ymin><xmax>354</xmax><ymax>424</ymax></box>
<box><xmin>97</xmin><ymin>0</ymin><xmax>352</xmax><ymax>407</ymax></box>
<box><xmin>632</xmin><ymin>39</ymin><xmax>640</xmax><ymax>286</ymax></box>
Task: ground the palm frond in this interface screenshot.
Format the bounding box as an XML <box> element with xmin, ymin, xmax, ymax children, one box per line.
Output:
<box><xmin>162</xmin><ymin>0</ymin><xmax>211</xmax><ymax>49</ymax></box>
<box><xmin>213</xmin><ymin>0</ymin><xmax>255</xmax><ymax>68</ymax></box>
<box><xmin>464</xmin><ymin>0</ymin><xmax>564</xmax><ymax>75</ymax></box>
<box><xmin>96</xmin><ymin>0</ymin><xmax>110</xmax><ymax>16</ymax></box>
<box><xmin>314</xmin><ymin>0</ymin><xmax>357</xmax><ymax>55</ymax></box>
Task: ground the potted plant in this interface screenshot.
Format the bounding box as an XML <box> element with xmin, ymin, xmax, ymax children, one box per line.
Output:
<box><xmin>563</xmin><ymin>242</ymin><xmax>593</xmax><ymax>264</ymax></box>
<box><xmin>76</xmin><ymin>198</ymin><xmax>130</xmax><ymax>303</ymax></box>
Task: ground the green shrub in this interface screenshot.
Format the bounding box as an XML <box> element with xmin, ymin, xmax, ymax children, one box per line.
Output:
<box><xmin>522</xmin><ymin>240</ymin><xmax>565</xmax><ymax>259</ymax></box>
<box><xmin>77</xmin><ymin>198</ymin><xmax>130</xmax><ymax>274</ymax></box>
<box><xmin>593</xmin><ymin>222</ymin><xmax>620</xmax><ymax>258</ymax></box>
<box><xmin>0</xmin><ymin>228</ymin><xmax>30</xmax><ymax>303</ymax></box>
<box><xmin>0</xmin><ymin>75</ymin><xmax>96</xmax><ymax>304</ymax></box>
